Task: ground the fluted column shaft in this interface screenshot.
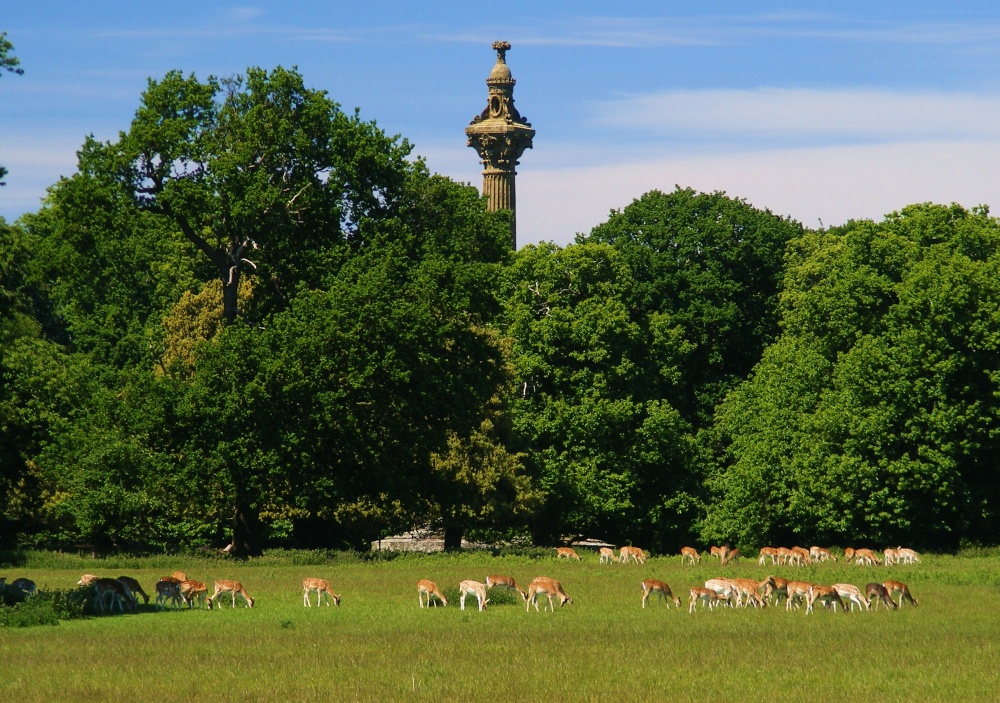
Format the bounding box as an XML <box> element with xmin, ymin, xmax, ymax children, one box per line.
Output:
<box><xmin>483</xmin><ymin>169</ymin><xmax>516</xmax><ymax>248</ymax></box>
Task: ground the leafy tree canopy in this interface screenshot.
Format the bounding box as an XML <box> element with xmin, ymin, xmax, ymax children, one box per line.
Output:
<box><xmin>705</xmin><ymin>203</ymin><xmax>1000</xmax><ymax>550</ymax></box>
<box><xmin>585</xmin><ymin>187</ymin><xmax>803</xmax><ymax>424</ymax></box>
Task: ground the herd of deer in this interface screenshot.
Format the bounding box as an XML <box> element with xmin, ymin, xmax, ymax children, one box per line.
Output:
<box><xmin>67</xmin><ymin>573</ymin><xmax>347</xmax><ymax>612</ymax></box>
<box><xmin>647</xmin><ymin>544</ymin><xmax>920</xmax><ymax>613</ymax></box>
<box><xmin>417</xmin><ymin>575</ymin><xmax>573</xmax><ymax>613</ymax></box>
<box><xmin>691</xmin><ymin>575</ymin><xmax>918</xmax><ymax>613</ymax></box>
<box><xmin>1</xmin><ymin>544</ymin><xmax>920</xmax><ymax>617</ymax></box>
<box><xmin>410</xmin><ymin>544</ymin><xmax>921</xmax><ymax>615</ymax></box>
<box><xmin>71</xmin><ymin>573</ymin><xmax>255</xmax><ymax>612</ymax></box>
<box><xmin>555</xmin><ymin>546</ymin><xmax>648</xmax><ymax>563</ymax></box>
<box><xmin>555</xmin><ymin>543</ymin><xmax>919</xmax><ymax>570</ymax></box>
<box><xmin>546</xmin><ymin>543</ymin><xmax>920</xmax><ymax>614</ymax></box>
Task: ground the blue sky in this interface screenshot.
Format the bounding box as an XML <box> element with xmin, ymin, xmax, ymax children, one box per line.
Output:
<box><xmin>5</xmin><ymin>2</ymin><xmax>1000</xmax><ymax>246</ymax></box>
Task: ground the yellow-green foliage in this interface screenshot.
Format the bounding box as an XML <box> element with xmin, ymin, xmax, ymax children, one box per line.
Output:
<box><xmin>156</xmin><ymin>277</ymin><xmax>254</xmax><ymax>377</ymax></box>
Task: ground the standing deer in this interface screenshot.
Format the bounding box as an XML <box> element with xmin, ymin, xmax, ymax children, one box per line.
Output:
<box><xmin>459</xmin><ymin>580</ymin><xmax>489</xmax><ymax>612</ymax></box>
<box><xmin>680</xmin><ymin>547</ymin><xmax>701</xmax><ymax>565</ymax></box>
<box><xmin>302</xmin><ymin>578</ymin><xmax>341</xmax><ymax>607</ymax></box>
<box><xmin>417</xmin><ymin>579</ymin><xmax>448</xmax><ymax>608</ymax></box>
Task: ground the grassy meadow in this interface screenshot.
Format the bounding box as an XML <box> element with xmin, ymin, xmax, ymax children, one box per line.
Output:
<box><xmin>1</xmin><ymin>549</ymin><xmax>999</xmax><ymax>702</ymax></box>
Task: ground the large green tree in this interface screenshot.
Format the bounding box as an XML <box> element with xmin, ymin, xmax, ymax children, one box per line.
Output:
<box><xmin>77</xmin><ymin>66</ymin><xmax>412</xmax><ymax>326</ymax></box>
<box><xmin>504</xmin><ymin>242</ymin><xmax>693</xmax><ymax>548</ymax></box>
<box><xmin>12</xmin><ymin>66</ymin><xmax>515</xmax><ymax>555</ymax></box>
<box><xmin>172</xmin><ymin>237</ymin><xmax>510</xmax><ymax>553</ymax></box>
<box><xmin>0</xmin><ymin>219</ymin><xmax>41</xmax><ymax>544</ymax></box>
<box><xmin>705</xmin><ymin>203</ymin><xmax>1000</xmax><ymax>549</ymax></box>
<box><xmin>585</xmin><ymin>188</ymin><xmax>803</xmax><ymax>425</ymax></box>
<box><xmin>503</xmin><ymin>189</ymin><xmax>801</xmax><ymax>549</ymax></box>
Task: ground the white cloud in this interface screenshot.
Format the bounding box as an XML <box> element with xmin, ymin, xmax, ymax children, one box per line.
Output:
<box><xmin>0</xmin><ymin>136</ymin><xmax>80</xmax><ymax>220</ymax></box>
<box><xmin>594</xmin><ymin>88</ymin><xmax>1000</xmax><ymax>141</ymax></box>
<box><xmin>513</xmin><ymin>140</ymin><xmax>1000</xmax><ymax>247</ymax></box>
<box><xmin>230</xmin><ymin>7</ymin><xmax>264</xmax><ymax>22</ymax></box>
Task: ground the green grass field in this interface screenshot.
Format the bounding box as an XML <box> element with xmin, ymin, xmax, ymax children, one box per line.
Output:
<box><xmin>2</xmin><ymin>550</ymin><xmax>999</xmax><ymax>702</ymax></box>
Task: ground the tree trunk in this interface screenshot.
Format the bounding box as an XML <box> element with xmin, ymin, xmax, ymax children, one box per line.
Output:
<box><xmin>231</xmin><ymin>502</ymin><xmax>261</xmax><ymax>557</ymax></box>
<box><xmin>222</xmin><ymin>270</ymin><xmax>240</xmax><ymax>325</ymax></box>
<box><xmin>443</xmin><ymin>523</ymin><xmax>464</xmax><ymax>551</ymax></box>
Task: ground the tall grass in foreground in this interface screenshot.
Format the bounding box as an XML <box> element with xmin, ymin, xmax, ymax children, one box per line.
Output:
<box><xmin>1</xmin><ymin>552</ymin><xmax>998</xmax><ymax>702</ymax></box>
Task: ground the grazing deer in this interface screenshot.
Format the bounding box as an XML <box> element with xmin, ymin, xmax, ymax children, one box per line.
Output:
<box><xmin>688</xmin><ymin>587</ymin><xmax>730</xmax><ymax>613</ymax></box>
<box><xmin>785</xmin><ymin>581</ymin><xmax>813</xmax><ymax>611</ymax></box>
<box><xmin>854</xmin><ymin>548</ymin><xmax>882</xmax><ymax>566</ymax></box>
<box><xmin>598</xmin><ymin>547</ymin><xmax>617</xmax><ymax>564</ymax></box>
<box><xmin>417</xmin><ymin>579</ymin><xmax>448</xmax><ymax>608</ymax></box>
<box><xmin>866</xmin><ymin>582</ymin><xmax>898</xmax><ymax>611</ymax></box>
<box><xmin>762</xmin><ymin>576</ymin><xmax>788</xmax><ymax>606</ymax></box>
<box><xmin>883</xmin><ymin>548</ymin><xmax>898</xmax><ymax>566</ymax></box>
<box><xmin>78</xmin><ymin>575</ymin><xmax>134</xmax><ymax>612</ymax></box>
<box><xmin>459</xmin><ymin>580</ymin><xmax>489</xmax><ymax>612</ymax></box>
<box><xmin>843</xmin><ymin>548</ymin><xmax>856</xmax><ymax>563</ymax></box>
<box><xmin>758</xmin><ymin>547</ymin><xmax>778</xmax><ymax>565</ymax></box>
<box><xmin>555</xmin><ymin>547</ymin><xmax>582</xmax><ymax>561</ymax></box>
<box><xmin>116</xmin><ymin>576</ymin><xmax>149</xmax><ymax>605</ymax></box>
<box><xmin>810</xmin><ymin>546</ymin><xmax>836</xmax><ymax>563</ymax></box>
<box><xmin>179</xmin><ymin>580</ymin><xmax>208</xmax><ymax>608</ymax></box>
<box><xmin>832</xmin><ymin>583</ymin><xmax>870</xmax><ymax>612</ymax></box>
<box><xmin>526</xmin><ymin>577</ymin><xmax>572</xmax><ymax>612</ymax></box>
<box><xmin>703</xmin><ymin>578</ymin><xmax>738</xmax><ymax>606</ymax></box>
<box><xmin>155</xmin><ymin>578</ymin><xmax>182</xmax><ymax>609</ymax></box>
<box><xmin>680</xmin><ymin>547</ymin><xmax>701</xmax><ymax>565</ymax></box>
<box><xmin>302</xmin><ymin>578</ymin><xmax>341</xmax><ymax>607</ymax></box>
<box><xmin>207</xmin><ymin>580</ymin><xmax>254</xmax><ymax>609</ymax></box>
<box><xmin>709</xmin><ymin>546</ymin><xmax>723</xmax><ymax>561</ymax></box>
<box><xmin>806</xmin><ymin>585</ymin><xmax>847</xmax><ymax>614</ymax></box>
<box><xmin>790</xmin><ymin>546</ymin><xmax>812</xmax><ymax>566</ymax></box>
<box><xmin>485</xmin><ymin>575</ymin><xmax>527</xmax><ymax>602</ymax></box>
<box><xmin>94</xmin><ymin>578</ymin><xmax>136</xmax><ymax>612</ymax></box>
<box><xmin>641</xmin><ymin>579</ymin><xmax>681</xmax><ymax>609</ymax></box>
<box><xmin>730</xmin><ymin>578</ymin><xmax>767</xmax><ymax>608</ymax></box>
<box><xmin>883</xmin><ymin>580</ymin><xmax>918</xmax><ymax>607</ymax></box>
<box><xmin>776</xmin><ymin>547</ymin><xmax>793</xmax><ymax>565</ymax></box>
<box><xmin>896</xmin><ymin>547</ymin><xmax>920</xmax><ymax>564</ymax></box>
<box><xmin>721</xmin><ymin>548</ymin><xmax>741</xmax><ymax>565</ymax></box>
<box><xmin>620</xmin><ymin>546</ymin><xmax>647</xmax><ymax>564</ymax></box>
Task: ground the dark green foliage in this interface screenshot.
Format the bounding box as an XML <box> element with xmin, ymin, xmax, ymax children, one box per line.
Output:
<box><xmin>0</xmin><ymin>586</ymin><xmax>89</xmax><ymax>627</ymax></box>
<box><xmin>5</xmin><ymin>59</ymin><xmax>1000</xmax><ymax>554</ymax></box>
<box><xmin>5</xmin><ymin>66</ymin><xmax>514</xmax><ymax>556</ymax></box>
<box><xmin>503</xmin><ymin>241</ymin><xmax>695</xmax><ymax>549</ymax></box>
<box><xmin>586</xmin><ymin>187</ymin><xmax>803</xmax><ymax>424</ymax></box>
<box><xmin>505</xmin><ymin>188</ymin><xmax>799</xmax><ymax>551</ymax></box>
<box><xmin>23</xmin><ymin>185</ymin><xmax>203</xmax><ymax>368</ymax></box>
<box><xmin>705</xmin><ymin>204</ymin><xmax>1000</xmax><ymax>549</ymax></box>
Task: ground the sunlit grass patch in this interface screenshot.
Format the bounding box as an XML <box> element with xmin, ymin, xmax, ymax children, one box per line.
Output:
<box><xmin>0</xmin><ymin>551</ymin><xmax>998</xmax><ymax>701</ymax></box>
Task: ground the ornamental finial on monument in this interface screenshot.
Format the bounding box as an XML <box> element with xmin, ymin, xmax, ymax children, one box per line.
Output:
<box><xmin>492</xmin><ymin>40</ymin><xmax>511</xmax><ymax>62</ymax></box>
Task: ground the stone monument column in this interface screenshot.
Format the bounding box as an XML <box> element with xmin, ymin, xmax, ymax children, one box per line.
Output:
<box><xmin>466</xmin><ymin>41</ymin><xmax>535</xmax><ymax>249</ymax></box>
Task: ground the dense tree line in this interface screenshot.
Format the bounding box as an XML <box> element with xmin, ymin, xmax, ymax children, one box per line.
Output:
<box><xmin>2</xmin><ymin>65</ymin><xmax>999</xmax><ymax>555</ymax></box>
